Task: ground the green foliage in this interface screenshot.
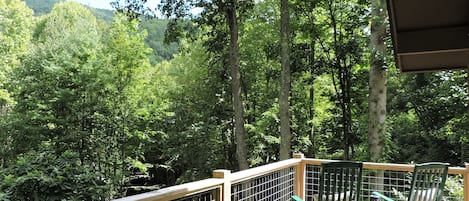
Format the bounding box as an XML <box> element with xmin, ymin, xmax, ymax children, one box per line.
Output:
<box><xmin>25</xmin><ymin>0</ymin><xmax>178</xmax><ymax>66</ymax></box>
<box><xmin>2</xmin><ymin>0</ymin><xmax>469</xmax><ymax>199</ymax></box>
<box><xmin>0</xmin><ymin>0</ymin><xmax>34</xmax><ymax>105</ymax></box>
<box><xmin>0</xmin><ymin>0</ymin><xmax>34</xmax><ymax>168</ymax></box>
<box><xmin>387</xmin><ymin>71</ymin><xmax>467</xmax><ymax>164</ymax></box>
<box><xmin>445</xmin><ymin>176</ymin><xmax>464</xmax><ymax>200</ymax></box>
<box><xmin>8</xmin><ymin>1</ymin><xmax>103</xmax><ymax>156</ymax></box>
<box><xmin>3</xmin><ymin>3</ymin><xmax>155</xmax><ymax>199</ymax></box>
<box><xmin>33</xmin><ymin>1</ymin><xmax>99</xmax><ymax>42</ymax></box>
<box><xmin>156</xmin><ymin>40</ymin><xmax>233</xmax><ymax>181</ymax></box>
<box><xmin>0</xmin><ymin>147</ymin><xmax>112</xmax><ymax>201</ymax></box>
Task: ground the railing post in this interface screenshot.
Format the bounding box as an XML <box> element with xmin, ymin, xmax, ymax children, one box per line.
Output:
<box><xmin>213</xmin><ymin>169</ymin><xmax>231</xmax><ymax>201</ymax></box>
<box><xmin>465</xmin><ymin>163</ymin><xmax>469</xmax><ymax>201</ymax></box>
<box><xmin>293</xmin><ymin>153</ymin><xmax>305</xmax><ymax>199</ymax></box>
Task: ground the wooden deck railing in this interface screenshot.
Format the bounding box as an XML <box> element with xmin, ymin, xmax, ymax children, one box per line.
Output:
<box><xmin>114</xmin><ymin>153</ymin><xmax>469</xmax><ymax>201</ymax></box>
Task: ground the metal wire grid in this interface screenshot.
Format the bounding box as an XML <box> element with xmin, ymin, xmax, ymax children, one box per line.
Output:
<box><xmin>306</xmin><ymin>165</ymin><xmax>463</xmax><ymax>201</ymax></box>
<box><xmin>305</xmin><ymin>165</ymin><xmax>321</xmax><ymax>201</ymax></box>
<box><xmin>173</xmin><ymin>189</ymin><xmax>217</xmax><ymax>201</ymax></box>
<box><xmin>362</xmin><ymin>169</ymin><xmax>409</xmax><ymax>201</ymax></box>
<box><xmin>231</xmin><ymin>167</ymin><xmax>295</xmax><ymax>201</ymax></box>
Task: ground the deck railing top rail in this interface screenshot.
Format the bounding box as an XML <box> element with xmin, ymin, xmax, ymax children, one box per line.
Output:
<box><xmin>230</xmin><ymin>158</ymin><xmax>301</xmax><ymax>183</ymax></box>
<box><xmin>113</xmin><ymin>178</ymin><xmax>225</xmax><ymax>201</ymax></box>
<box><xmin>303</xmin><ymin>158</ymin><xmax>467</xmax><ymax>174</ymax></box>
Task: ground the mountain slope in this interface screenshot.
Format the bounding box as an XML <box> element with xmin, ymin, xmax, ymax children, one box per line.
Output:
<box><xmin>24</xmin><ymin>0</ymin><xmax>178</xmax><ymax>64</ymax></box>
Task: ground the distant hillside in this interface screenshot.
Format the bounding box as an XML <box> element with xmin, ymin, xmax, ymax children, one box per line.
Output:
<box><xmin>23</xmin><ymin>0</ymin><xmax>178</xmax><ymax>65</ymax></box>
<box><xmin>24</xmin><ymin>0</ymin><xmax>61</xmax><ymax>16</ymax></box>
<box><xmin>90</xmin><ymin>8</ymin><xmax>114</xmax><ymax>22</ymax></box>
<box><xmin>24</xmin><ymin>0</ymin><xmax>114</xmax><ymax>21</ymax></box>
<box><xmin>140</xmin><ymin>19</ymin><xmax>179</xmax><ymax>65</ymax></box>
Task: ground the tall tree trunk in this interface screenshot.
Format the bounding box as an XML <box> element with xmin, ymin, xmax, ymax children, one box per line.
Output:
<box><xmin>307</xmin><ymin>84</ymin><xmax>316</xmax><ymax>158</ymax></box>
<box><xmin>226</xmin><ymin>0</ymin><xmax>249</xmax><ymax>170</ymax></box>
<box><xmin>307</xmin><ymin>43</ymin><xmax>315</xmax><ymax>158</ymax></box>
<box><xmin>279</xmin><ymin>0</ymin><xmax>291</xmax><ymax>160</ymax></box>
<box><xmin>368</xmin><ymin>0</ymin><xmax>387</xmax><ymax>192</ymax></box>
<box><xmin>327</xmin><ymin>0</ymin><xmax>354</xmax><ymax>160</ymax></box>
<box><xmin>342</xmin><ymin>65</ymin><xmax>353</xmax><ymax>159</ymax></box>
<box><xmin>368</xmin><ymin>0</ymin><xmax>387</xmax><ymax>163</ymax></box>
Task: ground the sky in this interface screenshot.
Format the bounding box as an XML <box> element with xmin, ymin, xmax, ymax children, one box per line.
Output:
<box><xmin>72</xmin><ymin>0</ymin><xmax>160</xmax><ymax>10</ymax></box>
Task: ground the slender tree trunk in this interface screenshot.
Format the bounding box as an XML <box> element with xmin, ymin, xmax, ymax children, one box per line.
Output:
<box><xmin>368</xmin><ymin>0</ymin><xmax>387</xmax><ymax>192</ymax></box>
<box><xmin>327</xmin><ymin>0</ymin><xmax>354</xmax><ymax>160</ymax></box>
<box><xmin>307</xmin><ymin>42</ymin><xmax>316</xmax><ymax>158</ymax></box>
<box><xmin>226</xmin><ymin>1</ymin><xmax>249</xmax><ymax>170</ymax></box>
<box><xmin>342</xmin><ymin>65</ymin><xmax>353</xmax><ymax>159</ymax></box>
<box><xmin>279</xmin><ymin>0</ymin><xmax>291</xmax><ymax>160</ymax></box>
<box><xmin>368</xmin><ymin>0</ymin><xmax>387</xmax><ymax>163</ymax></box>
<box><xmin>307</xmin><ymin>85</ymin><xmax>316</xmax><ymax>158</ymax></box>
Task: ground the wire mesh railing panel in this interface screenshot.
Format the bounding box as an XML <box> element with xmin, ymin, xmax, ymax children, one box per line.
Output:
<box><xmin>306</xmin><ymin>165</ymin><xmax>464</xmax><ymax>201</ymax></box>
<box><xmin>173</xmin><ymin>189</ymin><xmax>217</xmax><ymax>201</ymax></box>
<box><xmin>363</xmin><ymin>170</ymin><xmax>464</xmax><ymax>201</ymax></box>
<box><xmin>231</xmin><ymin>167</ymin><xmax>295</xmax><ymax>201</ymax></box>
<box><xmin>362</xmin><ymin>169</ymin><xmax>409</xmax><ymax>201</ymax></box>
<box><xmin>305</xmin><ymin>165</ymin><xmax>320</xmax><ymax>201</ymax></box>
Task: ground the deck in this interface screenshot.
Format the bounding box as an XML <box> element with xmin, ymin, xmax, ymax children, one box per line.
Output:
<box><xmin>114</xmin><ymin>154</ymin><xmax>469</xmax><ymax>201</ymax></box>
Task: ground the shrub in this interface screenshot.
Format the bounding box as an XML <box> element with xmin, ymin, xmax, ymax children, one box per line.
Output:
<box><xmin>0</xmin><ymin>149</ymin><xmax>113</xmax><ymax>201</ymax></box>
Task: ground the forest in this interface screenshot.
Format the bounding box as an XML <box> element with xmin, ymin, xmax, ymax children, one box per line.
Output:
<box><xmin>0</xmin><ymin>0</ymin><xmax>468</xmax><ymax>200</ymax></box>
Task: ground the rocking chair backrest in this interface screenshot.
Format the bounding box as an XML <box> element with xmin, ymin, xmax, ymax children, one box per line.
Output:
<box><xmin>408</xmin><ymin>163</ymin><xmax>449</xmax><ymax>201</ymax></box>
<box><xmin>318</xmin><ymin>161</ymin><xmax>363</xmax><ymax>201</ymax></box>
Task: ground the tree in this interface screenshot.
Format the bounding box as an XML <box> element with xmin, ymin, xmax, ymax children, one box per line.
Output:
<box><xmin>224</xmin><ymin>0</ymin><xmax>250</xmax><ymax>170</ymax></box>
<box><xmin>114</xmin><ymin>0</ymin><xmax>253</xmax><ymax>170</ymax></box>
<box><xmin>4</xmin><ymin>2</ymin><xmax>154</xmax><ymax>198</ymax></box>
<box><xmin>237</xmin><ymin>0</ymin><xmax>282</xmax><ymax>164</ymax></box>
<box><xmin>279</xmin><ymin>0</ymin><xmax>292</xmax><ymax>160</ymax></box>
<box><xmin>8</xmin><ymin>1</ymin><xmax>103</xmax><ymax>158</ymax></box>
<box><xmin>0</xmin><ymin>0</ymin><xmax>34</xmax><ymax>168</ymax></box>
<box><xmin>99</xmin><ymin>14</ymin><xmax>153</xmax><ymax>187</ymax></box>
<box><xmin>313</xmin><ymin>0</ymin><xmax>368</xmax><ymax>159</ymax></box>
<box><xmin>2</xmin><ymin>2</ymin><xmax>124</xmax><ymax>199</ymax></box>
<box><xmin>0</xmin><ymin>0</ymin><xmax>33</xmax><ymax>107</ymax></box>
<box><xmin>367</xmin><ymin>0</ymin><xmax>388</xmax><ymax>192</ymax></box>
<box><xmin>0</xmin><ymin>147</ymin><xmax>111</xmax><ymax>201</ymax></box>
<box><xmin>368</xmin><ymin>0</ymin><xmax>387</xmax><ymax>163</ymax></box>
<box><xmin>387</xmin><ymin>71</ymin><xmax>468</xmax><ymax>165</ymax></box>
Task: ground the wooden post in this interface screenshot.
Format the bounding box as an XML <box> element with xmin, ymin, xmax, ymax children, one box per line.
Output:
<box><xmin>293</xmin><ymin>153</ymin><xmax>305</xmax><ymax>199</ymax></box>
<box><xmin>213</xmin><ymin>170</ymin><xmax>231</xmax><ymax>201</ymax></box>
<box><xmin>464</xmin><ymin>163</ymin><xmax>469</xmax><ymax>201</ymax></box>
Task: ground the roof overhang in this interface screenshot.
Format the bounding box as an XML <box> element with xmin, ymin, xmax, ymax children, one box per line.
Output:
<box><xmin>387</xmin><ymin>0</ymin><xmax>469</xmax><ymax>73</ymax></box>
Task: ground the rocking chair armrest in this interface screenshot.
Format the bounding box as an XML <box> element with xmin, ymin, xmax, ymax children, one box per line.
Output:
<box><xmin>372</xmin><ymin>192</ymin><xmax>395</xmax><ymax>201</ymax></box>
<box><xmin>292</xmin><ymin>195</ymin><xmax>304</xmax><ymax>201</ymax></box>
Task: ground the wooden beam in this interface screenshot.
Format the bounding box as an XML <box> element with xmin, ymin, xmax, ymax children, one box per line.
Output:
<box><xmin>465</xmin><ymin>163</ymin><xmax>469</xmax><ymax>201</ymax></box>
<box><xmin>112</xmin><ymin>178</ymin><xmax>224</xmax><ymax>201</ymax></box>
<box><xmin>213</xmin><ymin>170</ymin><xmax>231</xmax><ymax>201</ymax></box>
<box><xmin>397</xmin><ymin>49</ymin><xmax>469</xmax><ymax>73</ymax></box>
<box><xmin>303</xmin><ymin>159</ymin><xmax>467</xmax><ymax>174</ymax></box>
<box><xmin>293</xmin><ymin>153</ymin><xmax>305</xmax><ymax>199</ymax></box>
<box><xmin>396</xmin><ymin>25</ymin><xmax>469</xmax><ymax>54</ymax></box>
<box><xmin>386</xmin><ymin>0</ymin><xmax>400</xmax><ymax>69</ymax></box>
<box><xmin>230</xmin><ymin>158</ymin><xmax>301</xmax><ymax>183</ymax></box>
